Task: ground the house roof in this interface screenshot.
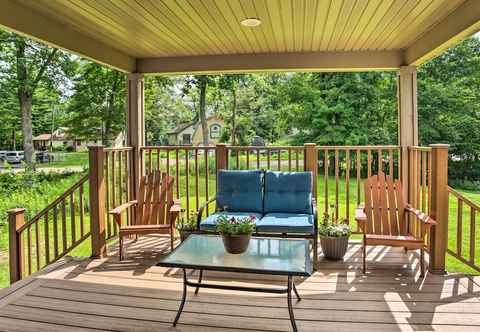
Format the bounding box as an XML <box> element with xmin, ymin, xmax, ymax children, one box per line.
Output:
<box><xmin>168</xmin><ymin>116</ymin><xmax>223</xmax><ymax>135</ymax></box>
<box><xmin>1</xmin><ymin>1</ymin><xmax>479</xmax><ymax>74</ymax></box>
<box><xmin>33</xmin><ymin>134</ymin><xmax>52</xmax><ymax>141</ymax></box>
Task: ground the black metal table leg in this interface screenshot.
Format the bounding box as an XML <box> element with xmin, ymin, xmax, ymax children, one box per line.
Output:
<box><xmin>287</xmin><ymin>276</ymin><xmax>298</xmax><ymax>332</ymax></box>
<box><xmin>173</xmin><ymin>268</ymin><xmax>188</xmax><ymax>326</ymax></box>
<box><xmin>292</xmin><ymin>280</ymin><xmax>301</xmax><ymax>301</ymax></box>
<box><xmin>195</xmin><ymin>269</ymin><xmax>203</xmax><ymax>295</ymax></box>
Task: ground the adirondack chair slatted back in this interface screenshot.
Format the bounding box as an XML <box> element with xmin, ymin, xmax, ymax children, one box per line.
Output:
<box><xmin>136</xmin><ymin>171</ymin><xmax>174</xmax><ymax>225</ymax></box>
<box><xmin>364</xmin><ymin>172</ymin><xmax>407</xmax><ymax>236</ymax></box>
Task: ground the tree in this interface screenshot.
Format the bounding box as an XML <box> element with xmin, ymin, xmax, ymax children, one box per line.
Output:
<box><xmin>66</xmin><ymin>62</ymin><xmax>125</xmax><ymax>146</ymax></box>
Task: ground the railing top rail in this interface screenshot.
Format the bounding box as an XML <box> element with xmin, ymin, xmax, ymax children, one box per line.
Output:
<box><xmin>104</xmin><ymin>147</ymin><xmax>133</xmax><ymax>152</ymax></box>
<box><xmin>227</xmin><ymin>146</ymin><xmax>305</xmax><ymax>150</ymax></box>
<box><xmin>408</xmin><ymin>146</ymin><xmax>432</xmax><ymax>152</ymax></box>
<box><xmin>316</xmin><ymin>145</ymin><xmax>400</xmax><ymax>150</ymax></box>
<box><xmin>141</xmin><ymin>146</ymin><xmax>215</xmax><ymax>150</ymax></box>
<box><xmin>17</xmin><ymin>174</ymin><xmax>89</xmax><ymax>233</ymax></box>
<box><xmin>447</xmin><ymin>186</ymin><xmax>480</xmax><ymax>211</ymax></box>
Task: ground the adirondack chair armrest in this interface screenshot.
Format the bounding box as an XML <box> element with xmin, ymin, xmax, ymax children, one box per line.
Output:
<box><xmin>197</xmin><ymin>196</ymin><xmax>217</xmax><ymax>229</ymax></box>
<box><xmin>405</xmin><ymin>205</ymin><xmax>437</xmax><ymax>226</ymax></box>
<box><xmin>355</xmin><ymin>205</ymin><xmax>367</xmax><ymax>232</ymax></box>
<box><xmin>109</xmin><ymin>200</ymin><xmax>138</xmax><ymax>216</ymax></box>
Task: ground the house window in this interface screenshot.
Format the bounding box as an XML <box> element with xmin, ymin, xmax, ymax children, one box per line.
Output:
<box><xmin>210</xmin><ymin>124</ymin><xmax>221</xmax><ymax>139</ymax></box>
<box><xmin>182</xmin><ymin>134</ymin><xmax>191</xmax><ymax>145</ymax></box>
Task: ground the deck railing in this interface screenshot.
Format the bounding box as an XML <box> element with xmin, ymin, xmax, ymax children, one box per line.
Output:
<box><xmin>8</xmin><ymin>143</ymin><xmax>454</xmax><ymax>284</ymax></box>
<box><xmin>447</xmin><ymin>186</ymin><xmax>480</xmax><ymax>273</ymax></box>
<box><xmin>8</xmin><ymin>174</ymin><xmax>90</xmax><ymax>283</ymax></box>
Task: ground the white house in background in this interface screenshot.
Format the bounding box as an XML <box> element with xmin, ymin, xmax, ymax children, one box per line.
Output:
<box><xmin>33</xmin><ymin>128</ymin><xmax>125</xmax><ymax>151</ymax></box>
<box><xmin>167</xmin><ymin>115</ymin><xmax>225</xmax><ymax>146</ymax></box>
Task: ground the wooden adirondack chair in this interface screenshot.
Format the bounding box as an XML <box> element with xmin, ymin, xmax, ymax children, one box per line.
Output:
<box><xmin>355</xmin><ymin>172</ymin><xmax>436</xmax><ymax>276</ymax></box>
<box><xmin>109</xmin><ymin>171</ymin><xmax>181</xmax><ymax>260</ymax></box>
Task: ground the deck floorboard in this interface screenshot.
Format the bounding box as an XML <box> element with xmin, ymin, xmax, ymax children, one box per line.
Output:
<box><xmin>0</xmin><ymin>235</ymin><xmax>479</xmax><ymax>331</ymax></box>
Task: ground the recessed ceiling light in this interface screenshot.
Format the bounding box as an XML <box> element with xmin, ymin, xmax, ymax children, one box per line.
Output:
<box><xmin>241</xmin><ymin>18</ymin><xmax>261</xmax><ymax>27</ymax></box>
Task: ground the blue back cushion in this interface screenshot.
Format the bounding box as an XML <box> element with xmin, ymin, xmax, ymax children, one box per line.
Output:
<box><xmin>216</xmin><ymin>170</ymin><xmax>263</xmax><ymax>213</ymax></box>
<box><xmin>264</xmin><ymin>171</ymin><xmax>312</xmax><ymax>214</ymax></box>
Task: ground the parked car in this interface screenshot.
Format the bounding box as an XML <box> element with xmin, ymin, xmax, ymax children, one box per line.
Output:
<box><xmin>4</xmin><ymin>151</ymin><xmax>24</xmax><ymax>164</ymax></box>
<box><xmin>0</xmin><ymin>151</ymin><xmax>7</xmax><ymax>161</ymax></box>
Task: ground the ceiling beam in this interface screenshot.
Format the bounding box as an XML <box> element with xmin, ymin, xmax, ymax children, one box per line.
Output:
<box><xmin>137</xmin><ymin>50</ymin><xmax>403</xmax><ymax>75</ymax></box>
<box><xmin>0</xmin><ymin>0</ymin><xmax>136</xmax><ymax>73</ymax></box>
<box><xmin>405</xmin><ymin>0</ymin><xmax>480</xmax><ymax>66</ymax></box>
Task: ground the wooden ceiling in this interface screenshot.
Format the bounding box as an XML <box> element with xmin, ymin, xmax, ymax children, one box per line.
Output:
<box><xmin>2</xmin><ymin>0</ymin><xmax>480</xmax><ymax>73</ymax></box>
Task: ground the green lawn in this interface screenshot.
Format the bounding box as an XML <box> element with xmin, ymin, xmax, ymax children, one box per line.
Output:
<box><xmin>36</xmin><ymin>152</ymin><xmax>89</xmax><ymax>169</ymax></box>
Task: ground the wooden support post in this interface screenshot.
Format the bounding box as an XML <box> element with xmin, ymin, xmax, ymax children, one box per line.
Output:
<box><xmin>304</xmin><ymin>143</ymin><xmax>318</xmax><ymax>200</ymax></box>
<box><xmin>127</xmin><ymin>73</ymin><xmax>145</xmax><ymax>198</ymax></box>
<box><xmin>8</xmin><ymin>208</ymin><xmax>25</xmax><ymax>284</ymax></box>
<box><xmin>215</xmin><ymin>144</ymin><xmax>228</xmax><ymax>174</ymax></box>
<box><xmin>89</xmin><ymin>145</ymin><xmax>106</xmax><ymax>258</ymax></box>
<box><xmin>429</xmin><ymin>144</ymin><xmax>449</xmax><ymax>274</ymax></box>
<box><xmin>398</xmin><ymin>66</ymin><xmax>418</xmax><ymax>199</ymax></box>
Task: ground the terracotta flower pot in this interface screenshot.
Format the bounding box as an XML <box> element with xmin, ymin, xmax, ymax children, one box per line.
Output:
<box><xmin>320</xmin><ymin>235</ymin><xmax>349</xmax><ymax>260</ymax></box>
<box><xmin>221</xmin><ymin>233</ymin><xmax>251</xmax><ymax>254</ymax></box>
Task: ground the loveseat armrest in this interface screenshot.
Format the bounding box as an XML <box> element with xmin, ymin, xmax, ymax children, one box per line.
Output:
<box><xmin>197</xmin><ymin>196</ymin><xmax>217</xmax><ymax>229</ymax></box>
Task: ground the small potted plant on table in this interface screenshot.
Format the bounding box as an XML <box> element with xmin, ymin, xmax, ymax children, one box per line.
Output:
<box><xmin>216</xmin><ymin>214</ymin><xmax>256</xmax><ymax>254</ymax></box>
<box><xmin>319</xmin><ymin>208</ymin><xmax>351</xmax><ymax>260</ymax></box>
<box><xmin>176</xmin><ymin>211</ymin><xmax>197</xmax><ymax>242</ymax></box>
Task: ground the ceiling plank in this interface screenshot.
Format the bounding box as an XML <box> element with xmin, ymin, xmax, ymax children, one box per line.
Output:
<box><xmin>0</xmin><ymin>0</ymin><xmax>135</xmax><ymax>72</ymax></box>
<box><xmin>137</xmin><ymin>50</ymin><xmax>403</xmax><ymax>75</ymax></box>
<box><xmin>405</xmin><ymin>0</ymin><xmax>480</xmax><ymax>65</ymax></box>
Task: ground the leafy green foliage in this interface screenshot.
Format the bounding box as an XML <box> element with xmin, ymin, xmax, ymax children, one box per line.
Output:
<box><xmin>215</xmin><ymin>214</ymin><xmax>256</xmax><ymax>235</ymax></box>
<box><xmin>318</xmin><ymin>211</ymin><xmax>351</xmax><ymax>238</ymax></box>
<box><xmin>176</xmin><ymin>211</ymin><xmax>197</xmax><ymax>232</ymax></box>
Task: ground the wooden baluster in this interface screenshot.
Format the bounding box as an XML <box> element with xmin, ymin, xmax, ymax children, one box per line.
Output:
<box><xmin>470</xmin><ymin>207</ymin><xmax>476</xmax><ymax>264</ymax></box>
<box><xmin>123</xmin><ymin>150</ymin><xmax>130</xmax><ymax>225</ymax></box>
<box><xmin>388</xmin><ymin>149</ymin><xmax>394</xmax><ymax>177</ymax></box>
<box><xmin>111</xmin><ymin>150</ymin><xmax>117</xmax><ymax>235</ymax></box>
<box><xmin>397</xmin><ymin>147</ymin><xmax>402</xmax><ymax>181</ymax></box>
<box><xmin>185</xmin><ymin>149</ymin><xmax>190</xmax><ymax>214</ymax></box>
<box><xmin>367</xmin><ymin>149</ymin><xmax>372</xmax><ymax>177</ymax></box>
<box><xmin>70</xmin><ymin>192</ymin><xmax>76</xmax><ymax>244</ymax></box>
<box><xmin>304</xmin><ymin>143</ymin><xmax>317</xmax><ymax>201</ymax></box>
<box><xmin>156</xmin><ymin>148</ymin><xmax>160</xmax><ymax>171</ymax></box>
<box><xmin>277</xmin><ymin>149</ymin><xmax>281</xmax><ymax>171</ymax></box>
<box><xmin>267</xmin><ymin>149</ymin><xmax>270</xmax><ymax>169</ymax></box>
<box><xmin>288</xmin><ymin>149</ymin><xmax>292</xmax><ymax>171</ymax></box>
<box><xmin>236</xmin><ymin>149</ymin><xmax>240</xmax><ymax>169</ymax></box>
<box><xmin>345</xmin><ymin>149</ymin><xmax>350</xmax><ymax>222</ymax></box>
<box><xmin>335</xmin><ymin>149</ymin><xmax>339</xmax><ymax>220</ymax></box>
<box><xmin>195</xmin><ymin>148</ymin><xmax>199</xmax><ymax>211</ymax></box>
<box><xmin>457</xmin><ymin>199</ymin><xmax>463</xmax><ymax>256</ymax></box>
<box><xmin>148</xmin><ymin>148</ymin><xmax>152</xmax><ymax>173</ymax></box>
<box><xmin>61</xmin><ymin>199</ymin><xmax>67</xmax><ymax>252</ymax></box>
<box><xmin>44</xmin><ymin>214</ymin><xmax>50</xmax><ymax>264</ymax></box>
<box><xmin>377</xmin><ymin>148</ymin><xmax>382</xmax><ymax>174</ymax></box>
<box><xmin>422</xmin><ymin>151</ymin><xmax>427</xmax><ymax>212</ymax></box>
<box><xmin>8</xmin><ymin>208</ymin><xmax>25</xmax><ymax>283</ymax></box>
<box><xmin>175</xmin><ymin>149</ymin><xmax>180</xmax><ymax>199</ymax></box>
<box><xmin>246</xmin><ymin>149</ymin><xmax>250</xmax><ymax>170</ymax></box>
<box><xmin>296</xmin><ymin>149</ymin><xmax>299</xmax><ymax>171</ymax></box>
<box><xmin>35</xmin><ymin>222</ymin><xmax>40</xmax><ymax>271</ymax></box>
<box><xmin>428</xmin><ymin>151</ymin><xmax>432</xmax><ymax>214</ymax></box>
<box><xmin>205</xmin><ymin>149</ymin><xmax>209</xmax><ymax>217</ymax></box>
<box><xmin>324</xmin><ymin>149</ymin><xmax>329</xmax><ymax>214</ymax></box>
<box><xmin>356</xmin><ymin>149</ymin><xmax>361</xmax><ymax>206</ymax></box>
<box><xmin>118</xmin><ymin>151</ymin><xmax>123</xmax><ymax>206</ymax></box>
<box><xmin>257</xmin><ymin>149</ymin><xmax>260</xmax><ymax>169</ymax></box>
<box><xmin>27</xmin><ymin>226</ymin><xmax>32</xmax><ymax>275</ymax></box>
<box><xmin>53</xmin><ymin>205</ymin><xmax>58</xmax><ymax>258</ymax></box>
<box><xmin>105</xmin><ymin>151</ymin><xmax>111</xmax><ymax>239</ymax></box>
<box><xmin>79</xmin><ymin>183</ymin><xmax>84</xmax><ymax>236</ymax></box>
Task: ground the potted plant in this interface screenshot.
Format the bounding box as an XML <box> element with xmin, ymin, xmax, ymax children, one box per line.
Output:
<box><xmin>216</xmin><ymin>214</ymin><xmax>256</xmax><ymax>254</ymax></box>
<box><xmin>319</xmin><ymin>208</ymin><xmax>351</xmax><ymax>260</ymax></box>
<box><xmin>176</xmin><ymin>211</ymin><xmax>197</xmax><ymax>242</ymax></box>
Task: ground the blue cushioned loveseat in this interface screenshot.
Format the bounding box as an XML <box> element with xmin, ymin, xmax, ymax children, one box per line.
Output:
<box><xmin>197</xmin><ymin>169</ymin><xmax>318</xmax><ymax>267</ymax></box>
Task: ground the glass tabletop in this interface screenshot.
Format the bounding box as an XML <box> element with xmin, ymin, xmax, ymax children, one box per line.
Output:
<box><xmin>157</xmin><ymin>234</ymin><xmax>312</xmax><ymax>276</ymax></box>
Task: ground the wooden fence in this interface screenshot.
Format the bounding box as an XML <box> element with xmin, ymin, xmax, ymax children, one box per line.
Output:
<box><xmin>8</xmin><ymin>174</ymin><xmax>90</xmax><ymax>283</ymax></box>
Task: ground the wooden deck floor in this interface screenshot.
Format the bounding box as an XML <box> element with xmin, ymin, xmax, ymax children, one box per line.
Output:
<box><xmin>1</xmin><ymin>235</ymin><xmax>479</xmax><ymax>332</ymax></box>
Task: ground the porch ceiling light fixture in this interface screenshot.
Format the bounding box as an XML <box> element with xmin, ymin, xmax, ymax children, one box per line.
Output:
<box><xmin>241</xmin><ymin>18</ymin><xmax>261</xmax><ymax>27</ymax></box>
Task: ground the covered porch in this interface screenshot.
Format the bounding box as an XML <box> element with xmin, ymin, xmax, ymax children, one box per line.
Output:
<box><xmin>1</xmin><ymin>235</ymin><xmax>480</xmax><ymax>331</ymax></box>
<box><xmin>2</xmin><ymin>0</ymin><xmax>480</xmax><ymax>331</ymax></box>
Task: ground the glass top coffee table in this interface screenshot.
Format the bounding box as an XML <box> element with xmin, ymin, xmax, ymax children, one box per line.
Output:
<box><xmin>157</xmin><ymin>234</ymin><xmax>312</xmax><ymax>332</ymax></box>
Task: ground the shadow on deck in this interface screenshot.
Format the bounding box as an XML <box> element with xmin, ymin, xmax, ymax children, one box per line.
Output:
<box><xmin>0</xmin><ymin>235</ymin><xmax>479</xmax><ymax>331</ymax></box>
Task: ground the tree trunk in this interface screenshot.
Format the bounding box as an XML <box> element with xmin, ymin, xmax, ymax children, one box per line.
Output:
<box><xmin>199</xmin><ymin>78</ymin><xmax>209</xmax><ymax>146</ymax></box>
<box><xmin>103</xmin><ymin>72</ymin><xmax>120</xmax><ymax>146</ymax></box>
<box><xmin>231</xmin><ymin>85</ymin><xmax>237</xmax><ymax>145</ymax></box>
<box><xmin>15</xmin><ymin>38</ymin><xmax>34</xmax><ymax>165</ymax></box>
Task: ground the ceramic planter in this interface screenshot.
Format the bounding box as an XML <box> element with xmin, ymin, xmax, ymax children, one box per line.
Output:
<box><xmin>320</xmin><ymin>235</ymin><xmax>349</xmax><ymax>260</ymax></box>
<box><xmin>221</xmin><ymin>233</ymin><xmax>251</xmax><ymax>254</ymax></box>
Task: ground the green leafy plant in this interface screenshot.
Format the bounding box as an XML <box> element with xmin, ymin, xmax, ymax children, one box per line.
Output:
<box><xmin>215</xmin><ymin>214</ymin><xmax>256</xmax><ymax>235</ymax></box>
<box><xmin>176</xmin><ymin>211</ymin><xmax>197</xmax><ymax>232</ymax></box>
<box><xmin>318</xmin><ymin>207</ymin><xmax>351</xmax><ymax>238</ymax></box>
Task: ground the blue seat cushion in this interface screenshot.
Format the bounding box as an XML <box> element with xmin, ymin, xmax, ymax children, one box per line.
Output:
<box><xmin>264</xmin><ymin>171</ymin><xmax>313</xmax><ymax>214</ymax></box>
<box><xmin>216</xmin><ymin>170</ymin><xmax>263</xmax><ymax>213</ymax></box>
<box><xmin>256</xmin><ymin>213</ymin><xmax>314</xmax><ymax>234</ymax></box>
<box><xmin>199</xmin><ymin>212</ymin><xmax>263</xmax><ymax>232</ymax></box>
